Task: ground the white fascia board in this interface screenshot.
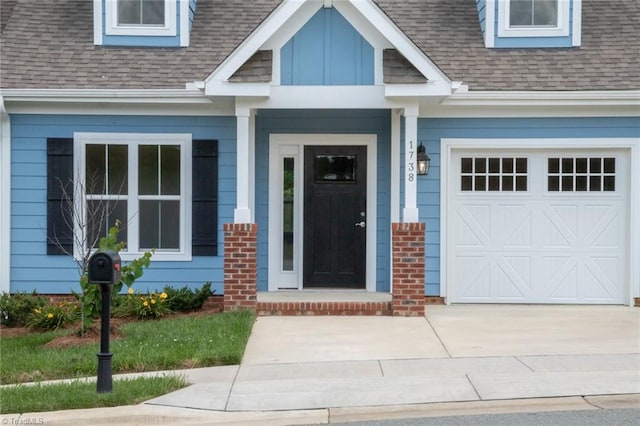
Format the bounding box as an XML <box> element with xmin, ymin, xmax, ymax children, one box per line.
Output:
<box><xmin>0</xmin><ymin>88</ymin><xmax>210</xmax><ymax>102</ymax></box>
<box><xmin>441</xmin><ymin>90</ymin><xmax>640</xmax><ymax>107</ymax></box>
<box><xmin>0</xmin><ymin>96</ymin><xmax>10</xmax><ymax>293</ymax></box>
<box><xmin>205</xmin><ymin>82</ymin><xmax>271</xmax><ymax>97</ymax></box>
<box><xmin>0</xmin><ymin>89</ymin><xmax>235</xmax><ymax>116</ymax></box>
<box><xmin>349</xmin><ymin>0</ymin><xmax>452</xmax><ymax>86</ymax></box>
<box><xmin>205</xmin><ymin>0</ymin><xmax>315</xmax><ymax>84</ymax></box>
<box><xmin>385</xmin><ymin>82</ymin><xmax>452</xmax><ymax>97</ymax></box>
<box><xmin>243</xmin><ymin>85</ymin><xmax>411</xmax><ymax>110</ymax></box>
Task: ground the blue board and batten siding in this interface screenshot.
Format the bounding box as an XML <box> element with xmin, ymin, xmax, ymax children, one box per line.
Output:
<box><xmin>255</xmin><ymin>110</ymin><xmax>392</xmax><ymax>292</ymax></box>
<box><xmin>418</xmin><ymin>116</ymin><xmax>640</xmax><ymax>296</ymax></box>
<box><xmin>281</xmin><ymin>7</ymin><xmax>374</xmax><ymax>86</ymax></box>
<box><xmin>10</xmin><ymin>114</ymin><xmax>235</xmax><ymax>294</ymax></box>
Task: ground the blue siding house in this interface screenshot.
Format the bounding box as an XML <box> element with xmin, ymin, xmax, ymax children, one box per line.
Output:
<box><xmin>1</xmin><ymin>0</ymin><xmax>638</xmax><ymax>313</ymax></box>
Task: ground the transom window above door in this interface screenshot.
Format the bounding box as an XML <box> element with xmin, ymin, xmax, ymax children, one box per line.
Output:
<box><xmin>461</xmin><ymin>157</ymin><xmax>528</xmax><ymax>192</ymax></box>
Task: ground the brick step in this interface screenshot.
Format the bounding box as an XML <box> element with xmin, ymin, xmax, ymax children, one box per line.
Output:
<box><xmin>256</xmin><ymin>300</ymin><xmax>392</xmax><ymax>316</ymax></box>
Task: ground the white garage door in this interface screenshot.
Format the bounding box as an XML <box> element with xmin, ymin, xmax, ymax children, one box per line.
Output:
<box><xmin>450</xmin><ymin>149</ymin><xmax>629</xmax><ymax>304</ymax></box>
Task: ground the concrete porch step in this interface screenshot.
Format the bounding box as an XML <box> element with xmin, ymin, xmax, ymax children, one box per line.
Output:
<box><xmin>256</xmin><ymin>291</ymin><xmax>393</xmax><ymax>316</ymax></box>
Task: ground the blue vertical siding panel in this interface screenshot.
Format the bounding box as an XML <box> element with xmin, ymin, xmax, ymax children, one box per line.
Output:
<box><xmin>9</xmin><ymin>114</ymin><xmax>236</xmax><ymax>294</ymax></box>
<box><xmin>280</xmin><ymin>8</ymin><xmax>374</xmax><ymax>86</ymax></box>
<box><xmin>418</xmin><ymin>116</ymin><xmax>640</xmax><ymax>296</ymax></box>
<box><xmin>255</xmin><ymin>110</ymin><xmax>391</xmax><ymax>292</ymax></box>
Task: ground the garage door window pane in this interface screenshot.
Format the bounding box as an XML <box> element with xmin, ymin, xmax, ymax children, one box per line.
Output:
<box><xmin>548</xmin><ymin>157</ymin><xmax>615</xmax><ymax>192</ymax></box>
<box><xmin>461</xmin><ymin>158</ymin><xmax>473</xmax><ymax>173</ymax></box>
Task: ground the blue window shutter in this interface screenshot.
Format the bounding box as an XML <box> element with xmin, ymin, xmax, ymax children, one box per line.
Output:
<box><xmin>192</xmin><ymin>139</ymin><xmax>218</xmax><ymax>256</ymax></box>
<box><xmin>47</xmin><ymin>138</ymin><xmax>74</xmax><ymax>255</ymax></box>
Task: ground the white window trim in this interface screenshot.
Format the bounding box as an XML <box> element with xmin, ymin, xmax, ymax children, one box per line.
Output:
<box><xmin>105</xmin><ymin>0</ymin><xmax>177</xmax><ymax>37</ymax></box>
<box><xmin>74</xmin><ymin>132</ymin><xmax>192</xmax><ymax>262</ymax></box>
<box><xmin>498</xmin><ymin>0</ymin><xmax>570</xmax><ymax>38</ymax></box>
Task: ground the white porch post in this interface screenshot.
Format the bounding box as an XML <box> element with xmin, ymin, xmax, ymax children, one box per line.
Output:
<box><xmin>403</xmin><ymin>105</ymin><xmax>419</xmax><ymax>222</ymax></box>
<box><xmin>234</xmin><ymin>105</ymin><xmax>252</xmax><ymax>223</ymax></box>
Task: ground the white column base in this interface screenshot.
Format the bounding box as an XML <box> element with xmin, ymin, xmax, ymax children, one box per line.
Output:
<box><xmin>403</xmin><ymin>207</ymin><xmax>419</xmax><ymax>223</ymax></box>
<box><xmin>234</xmin><ymin>208</ymin><xmax>252</xmax><ymax>224</ymax></box>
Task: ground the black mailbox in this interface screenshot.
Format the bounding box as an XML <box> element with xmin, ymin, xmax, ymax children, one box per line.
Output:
<box><xmin>88</xmin><ymin>250</ymin><xmax>122</xmax><ymax>285</ymax></box>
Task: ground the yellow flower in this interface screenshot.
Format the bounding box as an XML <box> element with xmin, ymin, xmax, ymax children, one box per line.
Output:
<box><xmin>160</xmin><ymin>292</ymin><xmax>168</xmax><ymax>299</ymax></box>
<box><xmin>34</xmin><ymin>308</ymin><xmax>41</xmax><ymax>314</ymax></box>
<box><xmin>150</xmin><ymin>299</ymin><xmax>156</xmax><ymax>304</ymax></box>
<box><xmin>127</xmin><ymin>287</ymin><xmax>134</xmax><ymax>294</ymax></box>
<box><xmin>47</xmin><ymin>313</ymin><xmax>54</xmax><ymax>319</ymax></box>
<box><xmin>143</xmin><ymin>301</ymin><xmax>149</xmax><ymax>307</ymax></box>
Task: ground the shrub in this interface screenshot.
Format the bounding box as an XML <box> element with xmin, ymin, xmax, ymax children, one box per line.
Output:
<box><xmin>0</xmin><ymin>292</ymin><xmax>48</xmax><ymax>327</ymax></box>
<box><xmin>27</xmin><ymin>301</ymin><xmax>80</xmax><ymax>331</ymax></box>
<box><xmin>163</xmin><ymin>282</ymin><xmax>213</xmax><ymax>313</ymax></box>
<box><xmin>113</xmin><ymin>287</ymin><xmax>170</xmax><ymax>320</ymax></box>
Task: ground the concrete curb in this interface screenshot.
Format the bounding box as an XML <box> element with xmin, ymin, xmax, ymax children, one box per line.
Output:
<box><xmin>2</xmin><ymin>395</ymin><xmax>639</xmax><ymax>426</ymax></box>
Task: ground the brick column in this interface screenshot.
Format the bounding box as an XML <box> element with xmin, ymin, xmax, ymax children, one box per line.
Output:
<box><xmin>223</xmin><ymin>223</ymin><xmax>257</xmax><ymax>312</ymax></box>
<box><xmin>392</xmin><ymin>222</ymin><xmax>426</xmax><ymax>317</ymax></box>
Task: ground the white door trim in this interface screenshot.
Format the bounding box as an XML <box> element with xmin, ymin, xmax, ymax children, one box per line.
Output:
<box><xmin>440</xmin><ymin>138</ymin><xmax>639</xmax><ymax>306</ymax></box>
<box><xmin>268</xmin><ymin>134</ymin><xmax>377</xmax><ymax>292</ymax></box>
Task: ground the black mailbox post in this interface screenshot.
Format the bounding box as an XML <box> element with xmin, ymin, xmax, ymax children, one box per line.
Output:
<box><xmin>87</xmin><ymin>250</ymin><xmax>121</xmax><ymax>393</ymax></box>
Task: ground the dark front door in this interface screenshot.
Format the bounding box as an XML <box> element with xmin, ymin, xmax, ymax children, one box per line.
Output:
<box><xmin>304</xmin><ymin>146</ymin><xmax>367</xmax><ymax>288</ymax></box>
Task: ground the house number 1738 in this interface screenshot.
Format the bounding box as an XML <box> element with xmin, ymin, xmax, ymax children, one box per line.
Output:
<box><xmin>407</xmin><ymin>140</ymin><xmax>415</xmax><ymax>182</ymax></box>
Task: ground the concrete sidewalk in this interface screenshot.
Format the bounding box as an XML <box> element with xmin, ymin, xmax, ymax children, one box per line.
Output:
<box><xmin>3</xmin><ymin>305</ymin><xmax>639</xmax><ymax>425</ymax></box>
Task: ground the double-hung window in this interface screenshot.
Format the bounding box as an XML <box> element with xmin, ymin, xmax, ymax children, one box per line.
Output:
<box><xmin>75</xmin><ymin>133</ymin><xmax>191</xmax><ymax>261</ymax></box>
<box><xmin>105</xmin><ymin>0</ymin><xmax>177</xmax><ymax>37</ymax></box>
<box><xmin>499</xmin><ymin>0</ymin><xmax>570</xmax><ymax>38</ymax></box>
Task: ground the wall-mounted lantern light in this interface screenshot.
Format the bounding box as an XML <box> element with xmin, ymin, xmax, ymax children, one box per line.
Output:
<box><xmin>417</xmin><ymin>143</ymin><xmax>431</xmax><ymax>175</ymax></box>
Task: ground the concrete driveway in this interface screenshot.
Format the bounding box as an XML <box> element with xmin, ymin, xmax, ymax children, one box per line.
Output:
<box><xmin>242</xmin><ymin>305</ymin><xmax>640</xmax><ymax>364</ymax></box>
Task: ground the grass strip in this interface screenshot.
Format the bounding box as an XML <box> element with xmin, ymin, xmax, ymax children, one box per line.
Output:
<box><xmin>1</xmin><ymin>376</ymin><xmax>186</xmax><ymax>414</ymax></box>
<box><xmin>1</xmin><ymin>310</ymin><xmax>255</xmax><ymax>384</ymax></box>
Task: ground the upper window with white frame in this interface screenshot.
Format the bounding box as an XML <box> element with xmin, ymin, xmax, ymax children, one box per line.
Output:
<box><xmin>105</xmin><ymin>0</ymin><xmax>177</xmax><ymax>37</ymax></box>
<box><xmin>498</xmin><ymin>0</ymin><xmax>570</xmax><ymax>38</ymax></box>
<box><xmin>76</xmin><ymin>133</ymin><xmax>191</xmax><ymax>261</ymax></box>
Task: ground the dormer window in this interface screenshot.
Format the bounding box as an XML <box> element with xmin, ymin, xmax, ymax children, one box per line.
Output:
<box><xmin>118</xmin><ymin>0</ymin><xmax>165</xmax><ymax>26</ymax></box>
<box><xmin>509</xmin><ymin>0</ymin><xmax>557</xmax><ymax>27</ymax></box>
<box><xmin>498</xmin><ymin>0</ymin><xmax>570</xmax><ymax>38</ymax></box>
<box><xmin>105</xmin><ymin>0</ymin><xmax>177</xmax><ymax>37</ymax></box>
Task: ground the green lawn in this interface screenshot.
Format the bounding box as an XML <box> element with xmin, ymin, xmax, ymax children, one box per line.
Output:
<box><xmin>1</xmin><ymin>310</ymin><xmax>256</xmax><ymax>384</ymax></box>
<box><xmin>1</xmin><ymin>376</ymin><xmax>186</xmax><ymax>414</ymax></box>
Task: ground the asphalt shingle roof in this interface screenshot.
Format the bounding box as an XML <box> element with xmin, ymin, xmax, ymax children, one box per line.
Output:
<box><xmin>1</xmin><ymin>0</ymin><xmax>638</xmax><ymax>91</ymax></box>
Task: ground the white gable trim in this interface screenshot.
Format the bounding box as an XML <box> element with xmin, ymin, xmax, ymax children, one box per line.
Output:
<box><xmin>204</xmin><ymin>0</ymin><xmax>452</xmax><ymax>96</ymax></box>
<box><xmin>347</xmin><ymin>0</ymin><xmax>451</xmax><ymax>86</ymax></box>
<box><xmin>205</xmin><ymin>0</ymin><xmax>315</xmax><ymax>85</ymax></box>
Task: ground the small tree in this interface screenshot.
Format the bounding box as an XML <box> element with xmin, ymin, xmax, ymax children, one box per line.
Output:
<box><xmin>49</xmin><ymin>174</ymin><xmax>152</xmax><ymax>334</ymax></box>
